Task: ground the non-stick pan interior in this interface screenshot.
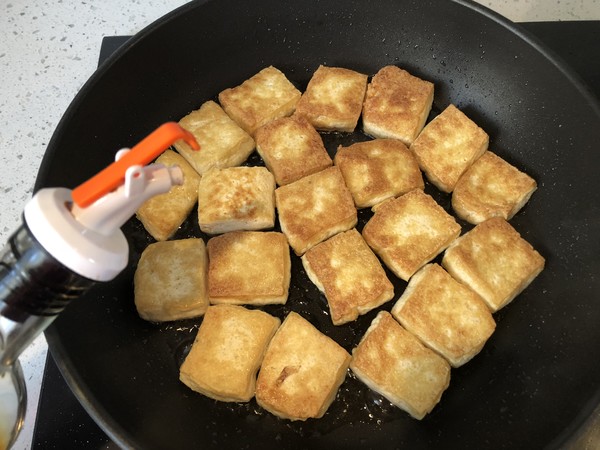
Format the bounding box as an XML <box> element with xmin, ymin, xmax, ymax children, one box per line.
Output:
<box><xmin>38</xmin><ymin>0</ymin><xmax>600</xmax><ymax>448</ymax></box>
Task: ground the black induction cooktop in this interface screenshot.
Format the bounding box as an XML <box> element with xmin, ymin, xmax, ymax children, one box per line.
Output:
<box><xmin>32</xmin><ymin>21</ymin><xmax>600</xmax><ymax>449</ymax></box>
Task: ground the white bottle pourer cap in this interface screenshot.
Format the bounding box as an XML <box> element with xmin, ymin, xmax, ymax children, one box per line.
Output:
<box><xmin>23</xmin><ymin>122</ymin><xmax>200</xmax><ymax>282</ymax></box>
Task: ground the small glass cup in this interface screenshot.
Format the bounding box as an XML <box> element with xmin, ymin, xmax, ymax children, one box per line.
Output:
<box><xmin>0</xmin><ymin>360</ymin><xmax>26</xmax><ymax>450</ymax></box>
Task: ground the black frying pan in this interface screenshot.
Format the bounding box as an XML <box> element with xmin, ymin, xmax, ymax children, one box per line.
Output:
<box><xmin>36</xmin><ymin>0</ymin><xmax>600</xmax><ymax>448</ymax></box>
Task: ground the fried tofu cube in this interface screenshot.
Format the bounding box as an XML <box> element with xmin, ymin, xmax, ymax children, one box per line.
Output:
<box><xmin>334</xmin><ymin>138</ymin><xmax>424</xmax><ymax>208</ymax></box>
<box><xmin>136</xmin><ymin>150</ymin><xmax>200</xmax><ymax>241</ymax></box>
<box><xmin>302</xmin><ymin>229</ymin><xmax>394</xmax><ymax>325</ymax></box>
<box><xmin>411</xmin><ymin>104</ymin><xmax>489</xmax><ymax>193</ymax></box>
<box><xmin>197</xmin><ymin>166</ymin><xmax>275</xmax><ymax>234</ymax></box>
<box><xmin>255</xmin><ymin>115</ymin><xmax>332</xmax><ymax>186</ymax></box>
<box><xmin>452</xmin><ymin>151</ymin><xmax>537</xmax><ymax>224</ymax></box>
<box><xmin>179</xmin><ymin>304</ymin><xmax>280</xmax><ymax>402</ymax></box>
<box><xmin>218</xmin><ymin>66</ymin><xmax>302</xmax><ymax>136</ymax></box>
<box><xmin>362</xmin><ymin>65</ymin><xmax>434</xmax><ymax>146</ymax></box>
<box><xmin>207</xmin><ymin>231</ymin><xmax>291</xmax><ymax>305</ymax></box>
<box><xmin>275</xmin><ymin>166</ymin><xmax>357</xmax><ymax>255</ymax></box>
<box><xmin>134</xmin><ymin>238</ymin><xmax>208</xmax><ymax>322</ymax></box>
<box><xmin>350</xmin><ymin>311</ymin><xmax>451</xmax><ymax>420</ymax></box>
<box><xmin>174</xmin><ymin>100</ymin><xmax>255</xmax><ymax>175</ymax></box>
<box><xmin>442</xmin><ymin>217</ymin><xmax>545</xmax><ymax>312</ymax></box>
<box><xmin>255</xmin><ymin>312</ymin><xmax>351</xmax><ymax>420</ymax></box>
<box><xmin>391</xmin><ymin>264</ymin><xmax>495</xmax><ymax>367</ymax></box>
<box><xmin>362</xmin><ymin>189</ymin><xmax>461</xmax><ymax>281</ymax></box>
<box><xmin>294</xmin><ymin>65</ymin><xmax>368</xmax><ymax>132</ymax></box>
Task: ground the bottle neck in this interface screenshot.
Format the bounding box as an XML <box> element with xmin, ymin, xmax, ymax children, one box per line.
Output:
<box><xmin>0</xmin><ymin>223</ymin><xmax>95</xmax><ymax>369</ymax></box>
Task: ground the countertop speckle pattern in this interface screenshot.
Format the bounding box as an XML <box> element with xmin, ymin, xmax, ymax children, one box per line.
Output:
<box><xmin>0</xmin><ymin>1</ymin><xmax>598</xmax><ymax>449</ymax></box>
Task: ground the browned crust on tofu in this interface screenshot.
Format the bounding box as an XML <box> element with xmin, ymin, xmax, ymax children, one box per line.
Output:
<box><xmin>173</xmin><ymin>100</ymin><xmax>255</xmax><ymax>175</ymax></box>
<box><xmin>255</xmin><ymin>115</ymin><xmax>332</xmax><ymax>186</ymax></box>
<box><xmin>452</xmin><ymin>151</ymin><xmax>537</xmax><ymax>224</ymax></box>
<box><xmin>218</xmin><ymin>66</ymin><xmax>302</xmax><ymax>136</ymax></box>
<box><xmin>349</xmin><ymin>311</ymin><xmax>451</xmax><ymax>420</ymax></box>
<box><xmin>362</xmin><ymin>189</ymin><xmax>461</xmax><ymax>281</ymax></box>
<box><xmin>207</xmin><ymin>231</ymin><xmax>291</xmax><ymax>305</ymax></box>
<box><xmin>442</xmin><ymin>217</ymin><xmax>545</xmax><ymax>312</ymax></box>
<box><xmin>136</xmin><ymin>150</ymin><xmax>201</xmax><ymax>241</ymax></box>
<box><xmin>198</xmin><ymin>166</ymin><xmax>275</xmax><ymax>234</ymax></box>
<box><xmin>255</xmin><ymin>312</ymin><xmax>351</xmax><ymax>420</ymax></box>
<box><xmin>362</xmin><ymin>65</ymin><xmax>434</xmax><ymax>145</ymax></box>
<box><xmin>334</xmin><ymin>138</ymin><xmax>424</xmax><ymax>208</ymax></box>
<box><xmin>134</xmin><ymin>238</ymin><xmax>209</xmax><ymax>322</ymax></box>
<box><xmin>301</xmin><ymin>229</ymin><xmax>394</xmax><ymax>325</ymax></box>
<box><xmin>179</xmin><ymin>305</ymin><xmax>280</xmax><ymax>402</ymax></box>
<box><xmin>294</xmin><ymin>65</ymin><xmax>368</xmax><ymax>132</ymax></box>
<box><xmin>410</xmin><ymin>104</ymin><xmax>489</xmax><ymax>193</ymax></box>
<box><xmin>275</xmin><ymin>166</ymin><xmax>358</xmax><ymax>255</ymax></box>
<box><xmin>391</xmin><ymin>263</ymin><xmax>496</xmax><ymax>367</ymax></box>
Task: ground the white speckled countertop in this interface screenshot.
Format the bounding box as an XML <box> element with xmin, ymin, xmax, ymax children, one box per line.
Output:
<box><xmin>0</xmin><ymin>0</ymin><xmax>599</xmax><ymax>448</ymax></box>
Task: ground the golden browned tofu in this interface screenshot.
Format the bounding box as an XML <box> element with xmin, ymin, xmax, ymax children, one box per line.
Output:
<box><xmin>207</xmin><ymin>231</ymin><xmax>291</xmax><ymax>305</ymax></box>
<box><xmin>362</xmin><ymin>65</ymin><xmax>434</xmax><ymax>146</ymax></box>
<box><xmin>362</xmin><ymin>189</ymin><xmax>461</xmax><ymax>281</ymax></box>
<box><xmin>255</xmin><ymin>312</ymin><xmax>351</xmax><ymax>420</ymax></box>
<box><xmin>302</xmin><ymin>229</ymin><xmax>394</xmax><ymax>325</ymax></box>
<box><xmin>134</xmin><ymin>238</ymin><xmax>208</xmax><ymax>322</ymax></box>
<box><xmin>179</xmin><ymin>305</ymin><xmax>280</xmax><ymax>402</ymax></box>
<box><xmin>442</xmin><ymin>217</ymin><xmax>545</xmax><ymax>312</ymax></box>
<box><xmin>218</xmin><ymin>66</ymin><xmax>302</xmax><ymax>135</ymax></box>
<box><xmin>197</xmin><ymin>166</ymin><xmax>275</xmax><ymax>234</ymax></box>
<box><xmin>255</xmin><ymin>115</ymin><xmax>332</xmax><ymax>186</ymax></box>
<box><xmin>275</xmin><ymin>166</ymin><xmax>357</xmax><ymax>255</ymax></box>
<box><xmin>174</xmin><ymin>100</ymin><xmax>255</xmax><ymax>175</ymax></box>
<box><xmin>452</xmin><ymin>151</ymin><xmax>537</xmax><ymax>224</ymax></box>
<box><xmin>411</xmin><ymin>104</ymin><xmax>489</xmax><ymax>193</ymax></box>
<box><xmin>350</xmin><ymin>311</ymin><xmax>451</xmax><ymax>420</ymax></box>
<box><xmin>294</xmin><ymin>65</ymin><xmax>368</xmax><ymax>132</ymax></box>
<box><xmin>136</xmin><ymin>150</ymin><xmax>200</xmax><ymax>241</ymax></box>
<box><xmin>334</xmin><ymin>138</ymin><xmax>424</xmax><ymax>208</ymax></box>
<box><xmin>391</xmin><ymin>264</ymin><xmax>495</xmax><ymax>367</ymax></box>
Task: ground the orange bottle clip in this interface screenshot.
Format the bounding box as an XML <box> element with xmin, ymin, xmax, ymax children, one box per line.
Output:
<box><xmin>71</xmin><ymin>122</ymin><xmax>199</xmax><ymax>208</ymax></box>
